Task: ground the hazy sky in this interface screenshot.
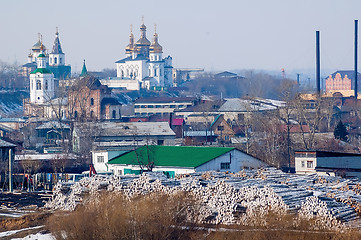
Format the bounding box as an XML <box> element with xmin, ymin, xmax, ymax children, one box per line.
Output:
<box><xmin>1</xmin><ymin>0</ymin><xmax>361</xmax><ymax>75</ymax></box>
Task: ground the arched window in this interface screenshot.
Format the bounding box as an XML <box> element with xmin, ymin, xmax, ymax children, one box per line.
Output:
<box><xmin>90</xmin><ymin>98</ymin><xmax>94</xmax><ymax>106</ymax></box>
<box><xmin>74</xmin><ymin>111</ymin><xmax>78</xmax><ymax>119</ymax></box>
<box><xmin>59</xmin><ymin>58</ymin><xmax>62</xmax><ymax>64</ymax></box>
<box><xmin>36</xmin><ymin>80</ymin><xmax>41</xmax><ymax>90</ymax></box>
<box><xmin>45</xmin><ymin>80</ymin><xmax>48</xmax><ymax>90</ymax></box>
<box><xmin>121</xmin><ymin>70</ymin><xmax>124</xmax><ymax>78</ymax></box>
<box><xmin>112</xmin><ymin>110</ymin><xmax>116</xmax><ymax>119</ymax></box>
<box><xmin>90</xmin><ymin>110</ymin><xmax>94</xmax><ymax>118</ymax></box>
<box><xmin>54</xmin><ymin>57</ymin><xmax>57</xmax><ymax>64</ymax></box>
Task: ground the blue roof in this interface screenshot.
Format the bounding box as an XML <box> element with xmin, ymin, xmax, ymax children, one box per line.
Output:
<box><xmin>115</xmin><ymin>55</ymin><xmax>148</xmax><ymax>63</ymax></box>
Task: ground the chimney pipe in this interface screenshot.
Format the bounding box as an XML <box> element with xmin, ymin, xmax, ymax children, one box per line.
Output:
<box><xmin>355</xmin><ymin>20</ymin><xmax>358</xmax><ymax>100</ymax></box>
<box><xmin>316</xmin><ymin>31</ymin><xmax>321</xmax><ymax>95</ymax></box>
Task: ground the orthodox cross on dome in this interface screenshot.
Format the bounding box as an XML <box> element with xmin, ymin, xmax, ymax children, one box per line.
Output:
<box><xmin>142</xmin><ymin>15</ymin><xmax>144</xmax><ymax>25</ymax></box>
<box><xmin>154</xmin><ymin>24</ymin><xmax>157</xmax><ymax>33</ymax></box>
<box><xmin>38</xmin><ymin>33</ymin><xmax>41</xmax><ymax>41</ymax></box>
<box><xmin>56</xmin><ymin>26</ymin><xmax>59</xmax><ymax>36</ymax></box>
<box><xmin>130</xmin><ymin>24</ymin><xmax>133</xmax><ymax>33</ymax></box>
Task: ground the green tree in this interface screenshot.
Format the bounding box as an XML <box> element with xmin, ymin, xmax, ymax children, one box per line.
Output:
<box><xmin>334</xmin><ymin>120</ymin><xmax>348</xmax><ymax>142</ymax></box>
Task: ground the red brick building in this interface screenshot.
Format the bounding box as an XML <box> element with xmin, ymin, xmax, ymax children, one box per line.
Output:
<box><xmin>68</xmin><ymin>75</ymin><xmax>121</xmax><ymax>121</ymax></box>
<box><xmin>325</xmin><ymin>71</ymin><xmax>361</xmax><ymax>93</ymax></box>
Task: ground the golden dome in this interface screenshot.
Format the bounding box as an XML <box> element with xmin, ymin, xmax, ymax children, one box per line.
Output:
<box><xmin>149</xmin><ymin>25</ymin><xmax>162</xmax><ymax>54</ymax></box>
<box><xmin>149</xmin><ymin>32</ymin><xmax>163</xmax><ymax>53</ymax></box>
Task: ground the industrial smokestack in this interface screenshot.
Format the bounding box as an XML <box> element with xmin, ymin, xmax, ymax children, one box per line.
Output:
<box><xmin>316</xmin><ymin>31</ymin><xmax>321</xmax><ymax>95</ymax></box>
<box><xmin>355</xmin><ymin>20</ymin><xmax>358</xmax><ymax>100</ymax></box>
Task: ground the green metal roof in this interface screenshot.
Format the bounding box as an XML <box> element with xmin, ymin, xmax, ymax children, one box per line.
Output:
<box><xmin>108</xmin><ymin>145</ymin><xmax>234</xmax><ymax>168</ymax></box>
<box><xmin>31</xmin><ymin>68</ymin><xmax>52</xmax><ymax>74</ymax></box>
<box><xmin>38</xmin><ymin>53</ymin><xmax>46</xmax><ymax>57</ymax></box>
<box><xmin>80</xmin><ymin>59</ymin><xmax>88</xmax><ymax>76</ymax></box>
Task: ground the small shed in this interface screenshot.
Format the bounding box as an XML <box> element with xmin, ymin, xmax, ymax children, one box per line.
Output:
<box><xmin>295</xmin><ymin>150</ymin><xmax>361</xmax><ymax>178</ymax></box>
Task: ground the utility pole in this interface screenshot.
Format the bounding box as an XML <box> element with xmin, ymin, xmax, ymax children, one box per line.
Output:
<box><xmin>8</xmin><ymin>148</ymin><xmax>13</xmax><ymax>192</ymax></box>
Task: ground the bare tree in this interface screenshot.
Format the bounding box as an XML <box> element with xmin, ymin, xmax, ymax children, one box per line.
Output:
<box><xmin>292</xmin><ymin>95</ymin><xmax>325</xmax><ymax>150</ymax></box>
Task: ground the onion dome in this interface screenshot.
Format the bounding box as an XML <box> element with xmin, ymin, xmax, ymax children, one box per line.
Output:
<box><xmin>125</xmin><ymin>25</ymin><xmax>134</xmax><ymax>54</ymax></box>
<box><xmin>32</xmin><ymin>40</ymin><xmax>46</xmax><ymax>52</ymax></box>
<box><xmin>32</xmin><ymin>33</ymin><xmax>46</xmax><ymax>52</ymax></box>
<box><xmin>134</xmin><ymin>22</ymin><xmax>150</xmax><ymax>57</ymax></box>
<box><xmin>149</xmin><ymin>25</ymin><xmax>163</xmax><ymax>54</ymax></box>
<box><xmin>134</xmin><ymin>23</ymin><xmax>150</xmax><ymax>47</ymax></box>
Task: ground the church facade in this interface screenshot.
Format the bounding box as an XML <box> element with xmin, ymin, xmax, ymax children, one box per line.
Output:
<box><xmin>21</xmin><ymin>30</ymin><xmax>71</xmax><ymax>81</ymax></box>
<box><xmin>111</xmin><ymin>23</ymin><xmax>173</xmax><ymax>90</ymax></box>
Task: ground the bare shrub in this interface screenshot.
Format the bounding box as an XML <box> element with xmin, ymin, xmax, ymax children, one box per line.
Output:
<box><xmin>47</xmin><ymin>191</ymin><xmax>199</xmax><ymax>240</ymax></box>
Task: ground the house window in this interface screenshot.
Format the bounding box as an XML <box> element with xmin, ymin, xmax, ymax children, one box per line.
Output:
<box><xmin>36</xmin><ymin>80</ymin><xmax>41</xmax><ymax>90</ymax></box>
<box><xmin>112</xmin><ymin>110</ymin><xmax>116</xmax><ymax>119</ymax></box>
<box><xmin>60</xmin><ymin>58</ymin><xmax>62</xmax><ymax>64</ymax></box>
<box><xmin>307</xmin><ymin>161</ymin><xmax>313</xmax><ymax>168</ymax></box>
<box><xmin>221</xmin><ymin>162</ymin><xmax>230</xmax><ymax>170</ymax></box>
<box><xmin>118</xmin><ymin>170</ymin><xmax>122</xmax><ymax>175</ymax></box>
<box><xmin>97</xmin><ymin>156</ymin><xmax>104</xmax><ymax>163</ymax></box>
<box><xmin>74</xmin><ymin>111</ymin><xmax>78</xmax><ymax>118</ymax></box>
<box><xmin>301</xmin><ymin>161</ymin><xmax>305</xmax><ymax>168</ymax></box>
<box><xmin>54</xmin><ymin>57</ymin><xmax>57</xmax><ymax>64</ymax></box>
<box><xmin>157</xmin><ymin>140</ymin><xmax>164</xmax><ymax>145</ymax></box>
<box><xmin>90</xmin><ymin>111</ymin><xmax>94</xmax><ymax>118</ymax></box>
<box><xmin>45</xmin><ymin>80</ymin><xmax>48</xmax><ymax>90</ymax></box>
<box><xmin>90</xmin><ymin>98</ymin><xmax>94</xmax><ymax>106</ymax></box>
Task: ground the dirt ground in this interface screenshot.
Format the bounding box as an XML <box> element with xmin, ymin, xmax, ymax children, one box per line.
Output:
<box><xmin>0</xmin><ymin>192</ymin><xmax>52</xmax><ymax>235</ymax></box>
<box><xmin>0</xmin><ymin>192</ymin><xmax>51</xmax><ymax>209</ymax></box>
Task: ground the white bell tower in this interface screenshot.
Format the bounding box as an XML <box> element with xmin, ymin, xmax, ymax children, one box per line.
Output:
<box><xmin>29</xmin><ymin>43</ymin><xmax>55</xmax><ymax>104</ymax></box>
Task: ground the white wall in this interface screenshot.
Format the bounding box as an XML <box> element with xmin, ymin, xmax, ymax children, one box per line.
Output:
<box><xmin>196</xmin><ymin>149</ymin><xmax>267</xmax><ymax>172</ymax></box>
<box><xmin>92</xmin><ymin>150</ymin><xmax>126</xmax><ymax>173</ymax></box>
<box><xmin>295</xmin><ymin>156</ymin><xmax>317</xmax><ymax>174</ymax></box>
<box><xmin>100</xmin><ymin>78</ymin><xmax>140</xmax><ymax>90</ymax></box>
<box><xmin>108</xmin><ymin>165</ymin><xmax>195</xmax><ymax>176</ymax></box>
<box><xmin>30</xmin><ymin>73</ymin><xmax>55</xmax><ymax>104</ymax></box>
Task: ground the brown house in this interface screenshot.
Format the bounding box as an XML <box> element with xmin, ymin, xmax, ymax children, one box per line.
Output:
<box><xmin>68</xmin><ymin>75</ymin><xmax>121</xmax><ymax>121</ymax></box>
<box><xmin>210</xmin><ymin>114</ymin><xmax>235</xmax><ymax>144</ymax></box>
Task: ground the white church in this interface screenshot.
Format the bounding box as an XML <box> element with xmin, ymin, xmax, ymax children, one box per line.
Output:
<box><xmin>100</xmin><ymin>22</ymin><xmax>173</xmax><ymax>90</ymax></box>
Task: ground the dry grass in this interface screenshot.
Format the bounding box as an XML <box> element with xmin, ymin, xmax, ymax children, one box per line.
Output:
<box><xmin>47</xmin><ymin>192</ymin><xmax>361</xmax><ymax>240</ymax></box>
<box><xmin>47</xmin><ymin>191</ymin><xmax>200</xmax><ymax>240</ymax></box>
